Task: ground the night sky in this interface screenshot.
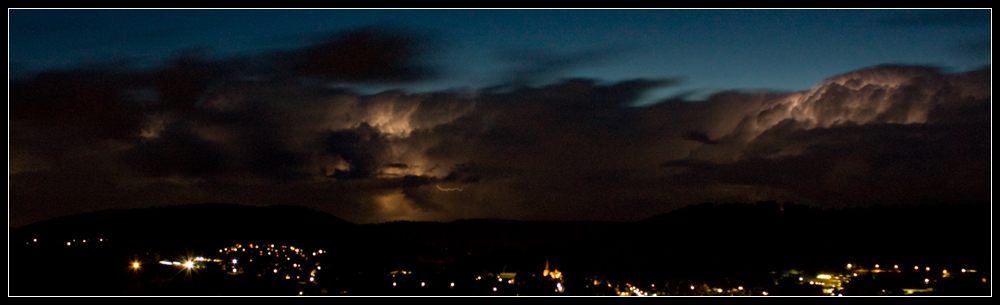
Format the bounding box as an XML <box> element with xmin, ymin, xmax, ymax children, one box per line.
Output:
<box><xmin>8</xmin><ymin>9</ymin><xmax>992</xmax><ymax>227</ymax></box>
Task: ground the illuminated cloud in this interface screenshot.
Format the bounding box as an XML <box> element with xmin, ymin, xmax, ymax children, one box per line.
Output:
<box><xmin>8</xmin><ymin>30</ymin><xmax>990</xmax><ymax>227</ymax></box>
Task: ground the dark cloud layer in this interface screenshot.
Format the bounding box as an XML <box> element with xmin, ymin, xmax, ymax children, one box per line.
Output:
<box><xmin>279</xmin><ymin>27</ymin><xmax>435</xmax><ymax>83</ymax></box>
<box><xmin>8</xmin><ymin>26</ymin><xmax>991</xmax><ymax>228</ymax></box>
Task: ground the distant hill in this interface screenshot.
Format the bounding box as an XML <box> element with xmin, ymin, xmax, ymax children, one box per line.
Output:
<box><xmin>11</xmin><ymin>203</ymin><xmax>355</xmax><ymax>252</ymax></box>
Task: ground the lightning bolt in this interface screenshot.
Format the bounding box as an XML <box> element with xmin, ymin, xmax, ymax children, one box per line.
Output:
<box><xmin>436</xmin><ymin>184</ymin><xmax>464</xmax><ymax>192</ymax></box>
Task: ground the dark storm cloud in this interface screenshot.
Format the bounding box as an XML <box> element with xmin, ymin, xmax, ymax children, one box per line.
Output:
<box><xmin>9</xmin><ymin>69</ymin><xmax>149</xmax><ymax>141</ymax></box>
<box><xmin>321</xmin><ymin>122</ymin><xmax>393</xmax><ymax>180</ymax></box>
<box><xmin>8</xmin><ymin>21</ymin><xmax>991</xmax><ymax>229</ymax></box>
<box><xmin>682</xmin><ymin>131</ymin><xmax>719</xmax><ymax>145</ymax></box>
<box><xmin>122</xmin><ymin>122</ymin><xmax>231</xmax><ymax>178</ymax></box>
<box><xmin>276</xmin><ymin>27</ymin><xmax>435</xmax><ymax>83</ymax></box>
<box><xmin>495</xmin><ymin>46</ymin><xmax>627</xmax><ymax>86</ymax></box>
<box><xmin>154</xmin><ymin>49</ymin><xmax>227</xmax><ymax>112</ymax></box>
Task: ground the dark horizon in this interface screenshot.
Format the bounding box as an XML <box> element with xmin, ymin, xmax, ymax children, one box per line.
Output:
<box><xmin>10</xmin><ymin>201</ymin><xmax>992</xmax><ymax>296</ymax></box>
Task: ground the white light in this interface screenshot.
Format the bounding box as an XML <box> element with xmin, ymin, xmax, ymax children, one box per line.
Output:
<box><xmin>232</xmin><ymin>268</ymin><xmax>237</xmax><ymax>273</ymax></box>
<box><xmin>817</xmin><ymin>274</ymin><xmax>832</xmax><ymax>279</ymax></box>
<box><xmin>184</xmin><ymin>261</ymin><xmax>194</xmax><ymax>269</ymax></box>
<box><xmin>493</xmin><ymin>287</ymin><xmax>498</xmax><ymax>292</ymax></box>
<box><xmin>310</xmin><ymin>277</ymin><xmax>315</xmax><ymax>282</ymax></box>
<box><xmin>274</xmin><ymin>269</ymin><xmax>278</xmax><ymax>273</ymax></box>
<box><xmin>392</xmin><ymin>282</ymin><xmax>397</xmax><ymax>287</ymax></box>
<box><xmin>421</xmin><ymin>282</ymin><xmax>426</xmax><ymax>287</ymax></box>
<box><xmin>232</xmin><ymin>259</ymin><xmax>238</xmax><ymax>264</ymax></box>
<box><xmin>762</xmin><ymin>291</ymin><xmax>768</xmax><ymax>296</ymax></box>
<box><xmin>450</xmin><ymin>282</ymin><xmax>455</xmax><ymax>287</ymax></box>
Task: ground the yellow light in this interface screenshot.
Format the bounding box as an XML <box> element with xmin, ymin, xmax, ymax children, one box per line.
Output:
<box><xmin>915</xmin><ymin>266</ymin><xmax>919</xmax><ymax>270</ymax></box>
<box><xmin>67</xmin><ymin>242</ymin><xmax>71</xmax><ymax>246</ymax></box>
<box><xmin>184</xmin><ymin>261</ymin><xmax>194</xmax><ymax>269</ymax></box>
<box><xmin>717</xmin><ymin>288</ymin><xmax>723</xmax><ymax>293</ymax></box>
<box><xmin>33</xmin><ymin>238</ymin><xmax>37</xmax><ymax>242</ymax></box>
<box><xmin>875</xmin><ymin>264</ymin><xmax>880</xmax><ymax>269</ymax></box>
<box><xmin>690</xmin><ymin>285</ymin><xmax>695</xmax><ymax>290</ymax></box>
<box><xmin>132</xmin><ymin>262</ymin><xmax>140</xmax><ymax>269</ymax></box>
<box><xmin>817</xmin><ymin>274</ymin><xmax>832</xmax><ymax>279</ymax></box>
<box><xmin>285</xmin><ymin>275</ymin><xmax>291</xmax><ymax>280</ymax></box>
<box><xmin>738</xmin><ymin>286</ymin><xmax>743</xmax><ymax>290</ymax></box>
<box><xmin>942</xmin><ymin>269</ymin><xmax>948</xmax><ymax>274</ymax></box>
<box><xmin>962</xmin><ymin>269</ymin><xmax>966</xmax><ymax>273</ymax></box>
<box><xmin>894</xmin><ymin>265</ymin><xmax>899</xmax><ymax>269</ymax></box>
<box><xmin>846</xmin><ymin>263</ymin><xmax>852</xmax><ymax>269</ymax></box>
